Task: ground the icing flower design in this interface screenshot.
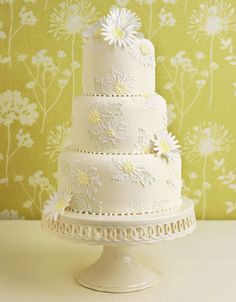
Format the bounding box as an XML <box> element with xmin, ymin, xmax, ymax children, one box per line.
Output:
<box><xmin>43</xmin><ymin>189</ymin><xmax>72</xmax><ymax>220</ymax></box>
<box><xmin>87</xmin><ymin>101</ymin><xmax>123</xmax><ymax>127</ymax></box>
<box><xmin>123</xmin><ymin>201</ymin><xmax>147</xmax><ymax>214</ymax></box>
<box><xmin>61</xmin><ymin>159</ymin><xmax>101</xmax><ymax>201</ymax></box>
<box><xmin>153</xmin><ymin>131</ymin><xmax>180</xmax><ymax>160</ymax></box>
<box><xmin>101</xmin><ymin>8</ymin><xmax>141</xmax><ymax>47</ymax></box>
<box><xmin>134</xmin><ymin>128</ymin><xmax>151</xmax><ymax>153</ymax></box>
<box><xmin>98</xmin><ymin>119</ymin><xmax>128</xmax><ymax>148</ymax></box>
<box><xmin>129</xmin><ymin>39</ymin><xmax>155</xmax><ymax>68</ymax></box>
<box><xmin>101</xmin><ymin>68</ymin><xmax>135</xmax><ymax>94</ymax></box>
<box><xmin>166</xmin><ymin>169</ymin><xmax>181</xmax><ymax>193</ymax></box>
<box><xmin>70</xmin><ymin>197</ymin><xmax>103</xmax><ymax>214</ymax></box>
<box><xmin>87</xmin><ymin>100</ymin><xmax>128</xmax><ymax>150</ymax></box>
<box><xmin>110</xmin><ymin>159</ymin><xmax>156</xmax><ymax>187</ymax></box>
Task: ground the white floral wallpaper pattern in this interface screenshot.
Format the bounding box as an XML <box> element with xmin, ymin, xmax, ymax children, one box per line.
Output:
<box><xmin>0</xmin><ymin>0</ymin><xmax>235</xmax><ymax>219</ymax></box>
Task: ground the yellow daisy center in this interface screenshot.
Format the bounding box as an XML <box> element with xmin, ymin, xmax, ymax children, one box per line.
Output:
<box><xmin>88</xmin><ymin>110</ymin><xmax>101</xmax><ymax>124</ymax></box>
<box><xmin>140</xmin><ymin>44</ymin><xmax>150</xmax><ymax>56</ymax></box>
<box><xmin>77</xmin><ymin>171</ymin><xmax>90</xmax><ymax>186</ymax></box>
<box><xmin>160</xmin><ymin>141</ymin><xmax>171</xmax><ymax>153</ymax></box>
<box><xmin>122</xmin><ymin>162</ymin><xmax>134</xmax><ymax>174</ymax></box>
<box><xmin>112</xmin><ymin>27</ymin><xmax>125</xmax><ymax>39</ymax></box>
<box><xmin>114</xmin><ymin>81</ymin><xmax>128</xmax><ymax>94</ymax></box>
<box><xmin>107</xmin><ymin>128</ymin><xmax>116</xmax><ymax>137</ymax></box>
<box><xmin>54</xmin><ymin>199</ymin><xmax>67</xmax><ymax>211</ymax></box>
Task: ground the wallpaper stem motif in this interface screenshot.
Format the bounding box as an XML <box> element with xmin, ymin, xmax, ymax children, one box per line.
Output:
<box><xmin>71</xmin><ymin>33</ymin><xmax>76</xmax><ymax>103</ymax></box>
<box><xmin>157</xmin><ymin>54</ymin><xmax>206</xmax><ymax>134</ymax></box>
<box><xmin>20</xmin><ymin>56</ymin><xmax>66</xmax><ymax>133</ymax></box>
<box><xmin>148</xmin><ymin>3</ymin><xmax>152</xmax><ymax>39</ymax></box>
<box><xmin>202</xmin><ymin>156</ymin><xmax>208</xmax><ymax>220</ymax></box>
<box><xmin>7</xmin><ymin>1</ymin><xmax>13</xmax><ymax>66</ymax></box>
<box><xmin>5</xmin><ymin>125</ymin><xmax>11</xmax><ymax>184</ymax></box>
<box><xmin>209</xmin><ymin>35</ymin><xmax>215</xmax><ymax>109</ymax></box>
<box><xmin>0</xmin><ymin>0</ymin><xmax>236</xmax><ymax>220</ymax></box>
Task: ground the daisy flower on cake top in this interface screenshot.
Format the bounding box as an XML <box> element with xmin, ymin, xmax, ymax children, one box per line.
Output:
<box><xmin>43</xmin><ymin>189</ymin><xmax>72</xmax><ymax>220</ymax></box>
<box><xmin>101</xmin><ymin>8</ymin><xmax>141</xmax><ymax>47</ymax></box>
<box><xmin>152</xmin><ymin>131</ymin><xmax>180</xmax><ymax>160</ymax></box>
<box><xmin>129</xmin><ymin>38</ymin><xmax>155</xmax><ymax>68</ymax></box>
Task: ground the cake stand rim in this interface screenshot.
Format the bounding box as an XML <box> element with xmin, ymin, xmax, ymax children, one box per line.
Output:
<box><xmin>41</xmin><ymin>196</ymin><xmax>196</xmax><ymax>246</ymax></box>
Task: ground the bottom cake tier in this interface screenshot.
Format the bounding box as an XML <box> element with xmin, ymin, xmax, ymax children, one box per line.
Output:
<box><xmin>58</xmin><ymin>148</ymin><xmax>182</xmax><ymax>215</ymax></box>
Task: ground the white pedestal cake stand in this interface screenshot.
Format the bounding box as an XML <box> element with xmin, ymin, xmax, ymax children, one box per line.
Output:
<box><xmin>41</xmin><ymin>196</ymin><xmax>196</xmax><ymax>293</ymax></box>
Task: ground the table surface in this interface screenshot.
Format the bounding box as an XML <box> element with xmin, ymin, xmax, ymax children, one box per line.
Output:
<box><xmin>0</xmin><ymin>221</ymin><xmax>235</xmax><ymax>302</ymax></box>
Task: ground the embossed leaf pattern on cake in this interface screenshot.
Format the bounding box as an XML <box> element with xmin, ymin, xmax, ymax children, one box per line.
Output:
<box><xmin>101</xmin><ymin>68</ymin><xmax>135</xmax><ymax>95</ymax></box>
<box><xmin>61</xmin><ymin>159</ymin><xmax>101</xmax><ymax>202</ymax></box>
<box><xmin>123</xmin><ymin>198</ymin><xmax>181</xmax><ymax>215</ymax></box>
<box><xmin>43</xmin><ymin>189</ymin><xmax>72</xmax><ymax>220</ymax></box>
<box><xmin>166</xmin><ymin>169</ymin><xmax>181</xmax><ymax>192</ymax></box>
<box><xmin>134</xmin><ymin>128</ymin><xmax>151</xmax><ymax>153</ymax></box>
<box><xmin>123</xmin><ymin>201</ymin><xmax>147</xmax><ymax>214</ymax></box>
<box><xmin>111</xmin><ymin>159</ymin><xmax>156</xmax><ymax>187</ymax></box>
<box><xmin>87</xmin><ymin>100</ymin><xmax>128</xmax><ymax>150</ymax></box>
<box><xmin>70</xmin><ymin>198</ymin><xmax>103</xmax><ymax>213</ymax></box>
<box><xmin>129</xmin><ymin>38</ymin><xmax>156</xmax><ymax>68</ymax></box>
<box><xmin>101</xmin><ymin>8</ymin><xmax>141</xmax><ymax>47</ymax></box>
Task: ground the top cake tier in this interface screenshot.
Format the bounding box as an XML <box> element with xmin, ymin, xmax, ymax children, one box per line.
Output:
<box><xmin>82</xmin><ymin>8</ymin><xmax>156</xmax><ymax>96</ymax></box>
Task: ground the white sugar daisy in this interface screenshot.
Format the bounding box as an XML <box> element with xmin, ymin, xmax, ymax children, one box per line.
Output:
<box><xmin>129</xmin><ymin>38</ymin><xmax>155</xmax><ymax>68</ymax></box>
<box><xmin>43</xmin><ymin>189</ymin><xmax>72</xmax><ymax>220</ymax></box>
<box><xmin>101</xmin><ymin>8</ymin><xmax>141</xmax><ymax>47</ymax></box>
<box><xmin>153</xmin><ymin>131</ymin><xmax>180</xmax><ymax>160</ymax></box>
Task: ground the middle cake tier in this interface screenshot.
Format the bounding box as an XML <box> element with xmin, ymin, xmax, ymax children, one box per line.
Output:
<box><xmin>72</xmin><ymin>93</ymin><xmax>167</xmax><ymax>153</ymax></box>
<box><xmin>58</xmin><ymin>149</ymin><xmax>182</xmax><ymax>215</ymax></box>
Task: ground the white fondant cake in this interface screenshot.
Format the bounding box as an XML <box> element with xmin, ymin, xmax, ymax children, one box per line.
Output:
<box><xmin>58</xmin><ymin>149</ymin><xmax>182</xmax><ymax>215</ymax></box>
<box><xmin>43</xmin><ymin>8</ymin><xmax>182</xmax><ymax>220</ymax></box>
<box><xmin>82</xmin><ymin>38</ymin><xmax>155</xmax><ymax>95</ymax></box>
<box><xmin>71</xmin><ymin>94</ymin><xmax>167</xmax><ymax>153</ymax></box>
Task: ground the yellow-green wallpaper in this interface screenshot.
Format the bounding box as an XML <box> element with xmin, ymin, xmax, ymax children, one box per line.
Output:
<box><xmin>0</xmin><ymin>0</ymin><xmax>236</xmax><ymax>220</ymax></box>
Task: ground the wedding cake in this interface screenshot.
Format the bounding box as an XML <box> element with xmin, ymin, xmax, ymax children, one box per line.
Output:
<box><xmin>43</xmin><ymin>8</ymin><xmax>182</xmax><ymax>220</ymax></box>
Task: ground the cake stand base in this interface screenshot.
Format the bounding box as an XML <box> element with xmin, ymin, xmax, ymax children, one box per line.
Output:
<box><xmin>77</xmin><ymin>246</ymin><xmax>158</xmax><ymax>293</ymax></box>
<box><xmin>42</xmin><ymin>196</ymin><xmax>196</xmax><ymax>293</ymax></box>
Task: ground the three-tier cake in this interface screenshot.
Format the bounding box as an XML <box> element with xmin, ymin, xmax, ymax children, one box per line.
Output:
<box><xmin>43</xmin><ymin>8</ymin><xmax>182</xmax><ymax>220</ymax></box>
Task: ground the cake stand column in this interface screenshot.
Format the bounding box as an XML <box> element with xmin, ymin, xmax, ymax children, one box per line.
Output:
<box><xmin>76</xmin><ymin>245</ymin><xmax>159</xmax><ymax>293</ymax></box>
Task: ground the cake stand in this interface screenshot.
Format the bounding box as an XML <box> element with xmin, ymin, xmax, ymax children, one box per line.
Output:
<box><xmin>41</xmin><ymin>196</ymin><xmax>196</xmax><ymax>293</ymax></box>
